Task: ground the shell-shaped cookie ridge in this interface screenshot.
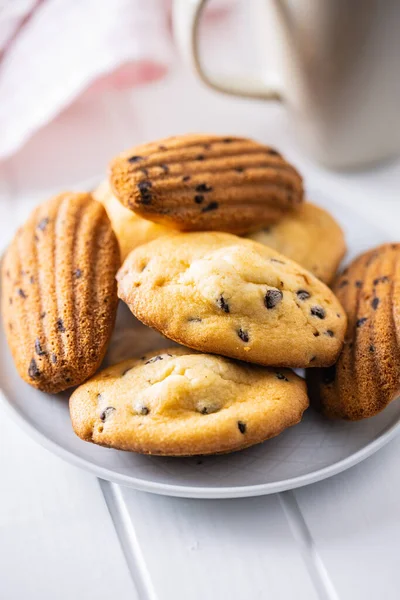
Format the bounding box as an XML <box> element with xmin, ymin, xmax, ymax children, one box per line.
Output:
<box><xmin>109</xmin><ymin>134</ymin><xmax>304</xmax><ymax>234</ymax></box>
<box><xmin>308</xmin><ymin>243</ymin><xmax>400</xmax><ymax>419</ymax></box>
<box><xmin>2</xmin><ymin>192</ymin><xmax>120</xmax><ymax>393</ymax></box>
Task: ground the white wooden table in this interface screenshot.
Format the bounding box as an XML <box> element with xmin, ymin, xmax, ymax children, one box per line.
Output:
<box><xmin>1</xmin><ymin>8</ymin><xmax>400</xmax><ymax>599</ymax></box>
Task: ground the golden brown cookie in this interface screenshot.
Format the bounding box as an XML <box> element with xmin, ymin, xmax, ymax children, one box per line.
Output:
<box><xmin>117</xmin><ymin>232</ymin><xmax>347</xmax><ymax>368</ymax></box>
<box><xmin>307</xmin><ymin>244</ymin><xmax>400</xmax><ymax>419</ymax></box>
<box><xmin>93</xmin><ymin>180</ymin><xmax>171</xmax><ymax>261</ymax></box>
<box><xmin>109</xmin><ymin>134</ymin><xmax>304</xmax><ymax>234</ymax></box>
<box><xmin>1</xmin><ymin>192</ymin><xmax>120</xmax><ymax>393</ymax></box>
<box><xmin>69</xmin><ymin>348</ymin><xmax>309</xmax><ymax>456</ymax></box>
<box><xmin>248</xmin><ymin>202</ymin><xmax>346</xmax><ymax>284</ymax></box>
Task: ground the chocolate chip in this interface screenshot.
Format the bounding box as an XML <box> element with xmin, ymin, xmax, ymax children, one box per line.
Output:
<box><xmin>267</xmin><ymin>149</ymin><xmax>281</xmax><ymax>156</ymax></box>
<box><xmin>128</xmin><ymin>155</ymin><xmax>143</xmax><ymax>163</ymax></box>
<box><xmin>17</xmin><ymin>288</ymin><xmax>26</xmax><ymax>299</ymax></box>
<box><xmin>323</xmin><ymin>365</ymin><xmax>336</xmax><ymax>384</ymax></box>
<box><xmin>182</xmin><ymin>175</ymin><xmax>191</xmax><ymax>182</ymax></box>
<box><xmin>201</xmin><ymin>201</ymin><xmax>219</xmax><ymax>212</ymax></box>
<box><xmin>356</xmin><ymin>317</ymin><xmax>368</xmax><ymax>327</ymax></box>
<box><xmin>196</xmin><ymin>154</ymin><xmax>205</xmax><ymax>160</ymax></box>
<box><xmin>338</xmin><ymin>280</ymin><xmax>349</xmax><ymax>288</ymax></box>
<box><xmin>238</xmin><ymin>421</ymin><xmax>246</xmax><ymax>434</ymax></box>
<box><xmin>160</xmin><ymin>164</ymin><xmax>169</xmax><ymax>173</ymax></box>
<box><xmin>35</xmin><ymin>339</ymin><xmax>46</xmax><ymax>356</ymax></box>
<box><xmin>264</xmin><ymin>288</ymin><xmax>283</xmax><ymax>309</ymax></box>
<box><xmin>137</xmin><ymin>180</ymin><xmax>152</xmax><ymax>204</ymax></box>
<box><xmin>313</xmin><ymin>332</ymin><xmax>320</xmax><ymax>337</ymax></box>
<box><xmin>276</xmin><ymin>372</ymin><xmax>289</xmax><ymax>382</ymax></box>
<box><xmin>40</xmin><ymin>311</ymin><xmax>46</xmax><ymax>319</ymax></box>
<box><xmin>51</xmin><ymin>353</ymin><xmax>57</xmax><ymax>364</ymax></box>
<box><xmin>371</xmin><ymin>297</ymin><xmax>380</xmax><ymax>310</ymax></box>
<box><xmin>28</xmin><ymin>358</ymin><xmax>41</xmax><ymax>379</ymax></box>
<box><xmin>373</xmin><ymin>276</ymin><xmax>388</xmax><ymax>285</ymax></box>
<box><xmin>158</xmin><ymin>145</ymin><xmax>167</xmax><ymax>150</ymax></box>
<box><xmin>310</xmin><ymin>306</ymin><xmax>326</xmax><ymax>319</ymax></box>
<box><xmin>203</xmin><ymin>143</ymin><xmax>211</xmax><ymax>150</ymax></box>
<box><xmin>297</xmin><ymin>290</ymin><xmax>310</xmax><ymax>301</ymax></box>
<box><xmin>194</xmin><ymin>195</ymin><xmax>204</xmax><ymax>204</ymax></box>
<box><xmin>238</xmin><ymin>328</ymin><xmax>249</xmax><ymax>342</ymax></box>
<box><xmin>9</xmin><ymin>297</ymin><xmax>12</xmax><ymax>305</ymax></box>
<box><xmin>188</xmin><ymin>317</ymin><xmax>202</xmax><ymax>322</ymax></box>
<box><xmin>140</xmin><ymin>168</ymin><xmax>149</xmax><ymax>176</ymax></box>
<box><xmin>100</xmin><ymin>406</ymin><xmax>116</xmax><ymax>421</ymax></box>
<box><xmin>145</xmin><ymin>354</ymin><xmax>172</xmax><ymax>365</ymax></box>
<box><xmin>270</xmin><ymin>258</ymin><xmax>285</xmax><ymax>264</ymax></box>
<box><xmin>195</xmin><ymin>183</ymin><xmax>213</xmax><ymax>193</ymax></box>
<box><xmin>136</xmin><ymin>405</ymin><xmax>149</xmax><ymax>415</ymax></box>
<box><xmin>325</xmin><ymin>330</ymin><xmax>334</xmax><ymax>337</ymax></box>
<box><xmin>145</xmin><ymin>355</ymin><xmax>163</xmax><ymax>364</ymax></box>
<box><xmin>310</xmin><ymin>356</ymin><xmax>316</xmax><ymax>362</ymax></box>
<box><xmin>56</xmin><ymin>318</ymin><xmax>65</xmax><ymax>332</ymax></box>
<box><xmin>37</xmin><ymin>217</ymin><xmax>49</xmax><ymax>231</ymax></box>
<box><xmin>235</xmin><ymin>166</ymin><xmax>244</xmax><ymax>173</ymax></box>
<box><xmin>355</xmin><ymin>280</ymin><xmax>363</xmax><ymax>288</ymax></box>
<box><xmin>217</xmin><ymin>295</ymin><xmax>230</xmax><ymax>313</ymax></box>
<box><xmin>369</xmin><ymin>345</ymin><xmax>375</xmax><ymax>352</ymax></box>
<box><xmin>74</xmin><ymin>268</ymin><xmax>82</xmax><ymax>278</ymax></box>
<box><xmin>223</xmin><ymin>138</ymin><xmax>233</xmax><ymax>143</ymax></box>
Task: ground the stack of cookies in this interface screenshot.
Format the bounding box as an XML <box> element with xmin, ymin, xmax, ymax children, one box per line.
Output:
<box><xmin>2</xmin><ymin>134</ymin><xmax>399</xmax><ymax>457</ymax></box>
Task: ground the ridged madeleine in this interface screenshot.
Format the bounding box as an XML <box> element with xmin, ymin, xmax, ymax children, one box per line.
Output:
<box><xmin>1</xmin><ymin>192</ymin><xmax>120</xmax><ymax>393</ymax></box>
<box><xmin>109</xmin><ymin>134</ymin><xmax>303</xmax><ymax>234</ymax></box>
<box><xmin>307</xmin><ymin>244</ymin><xmax>400</xmax><ymax>419</ymax></box>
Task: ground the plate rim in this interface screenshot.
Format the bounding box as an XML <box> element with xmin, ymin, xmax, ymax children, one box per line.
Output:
<box><xmin>1</xmin><ymin>387</ymin><xmax>400</xmax><ymax>499</ymax></box>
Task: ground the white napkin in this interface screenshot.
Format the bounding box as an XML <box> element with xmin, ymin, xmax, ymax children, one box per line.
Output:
<box><xmin>0</xmin><ymin>0</ymin><xmax>176</xmax><ymax>160</ymax></box>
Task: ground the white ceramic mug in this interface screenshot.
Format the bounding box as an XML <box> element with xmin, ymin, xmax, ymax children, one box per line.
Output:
<box><xmin>172</xmin><ymin>0</ymin><xmax>400</xmax><ymax>169</ymax></box>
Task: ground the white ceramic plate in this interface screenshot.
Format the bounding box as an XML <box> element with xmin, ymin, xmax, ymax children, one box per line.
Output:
<box><xmin>1</xmin><ymin>191</ymin><xmax>399</xmax><ymax>499</ymax></box>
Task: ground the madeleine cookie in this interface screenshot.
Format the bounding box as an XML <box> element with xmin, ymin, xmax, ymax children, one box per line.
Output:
<box><xmin>109</xmin><ymin>134</ymin><xmax>304</xmax><ymax>234</ymax></box>
<box><xmin>308</xmin><ymin>244</ymin><xmax>400</xmax><ymax>420</ymax></box>
<box><xmin>117</xmin><ymin>232</ymin><xmax>347</xmax><ymax>368</ymax></box>
<box><xmin>1</xmin><ymin>192</ymin><xmax>120</xmax><ymax>393</ymax></box>
<box><xmin>248</xmin><ymin>202</ymin><xmax>346</xmax><ymax>284</ymax></box>
<box><xmin>93</xmin><ymin>180</ymin><xmax>171</xmax><ymax>260</ymax></box>
<box><xmin>70</xmin><ymin>348</ymin><xmax>309</xmax><ymax>455</ymax></box>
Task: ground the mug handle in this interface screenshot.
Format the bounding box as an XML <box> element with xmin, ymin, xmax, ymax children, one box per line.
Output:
<box><xmin>172</xmin><ymin>0</ymin><xmax>284</xmax><ymax>101</ymax></box>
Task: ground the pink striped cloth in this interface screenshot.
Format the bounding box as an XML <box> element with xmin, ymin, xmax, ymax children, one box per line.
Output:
<box><xmin>0</xmin><ymin>0</ymin><xmax>230</xmax><ymax>160</ymax></box>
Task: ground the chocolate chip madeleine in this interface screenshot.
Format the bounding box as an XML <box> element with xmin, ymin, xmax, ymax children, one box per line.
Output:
<box><xmin>109</xmin><ymin>134</ymin><xmax>304</xmax><ymax>234</ymax></box>
<box><xmin>117</xmin><ymin>232</ymin><xmax>347</xmax><ymax>368</ymax></box>
<box><xmin>1</xmin><ymin>192</ymin><xmax>120</xmax><ymax>393</ymax></box>
<box><xmin>308</xmin><ymin>244</ymin><xmax>400</xmax><ymax>419</ymax></box>
<box><xmin>70</xmin><ymin>348</ymin><xmax>309</xmax><ymax>456</ymax></box>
